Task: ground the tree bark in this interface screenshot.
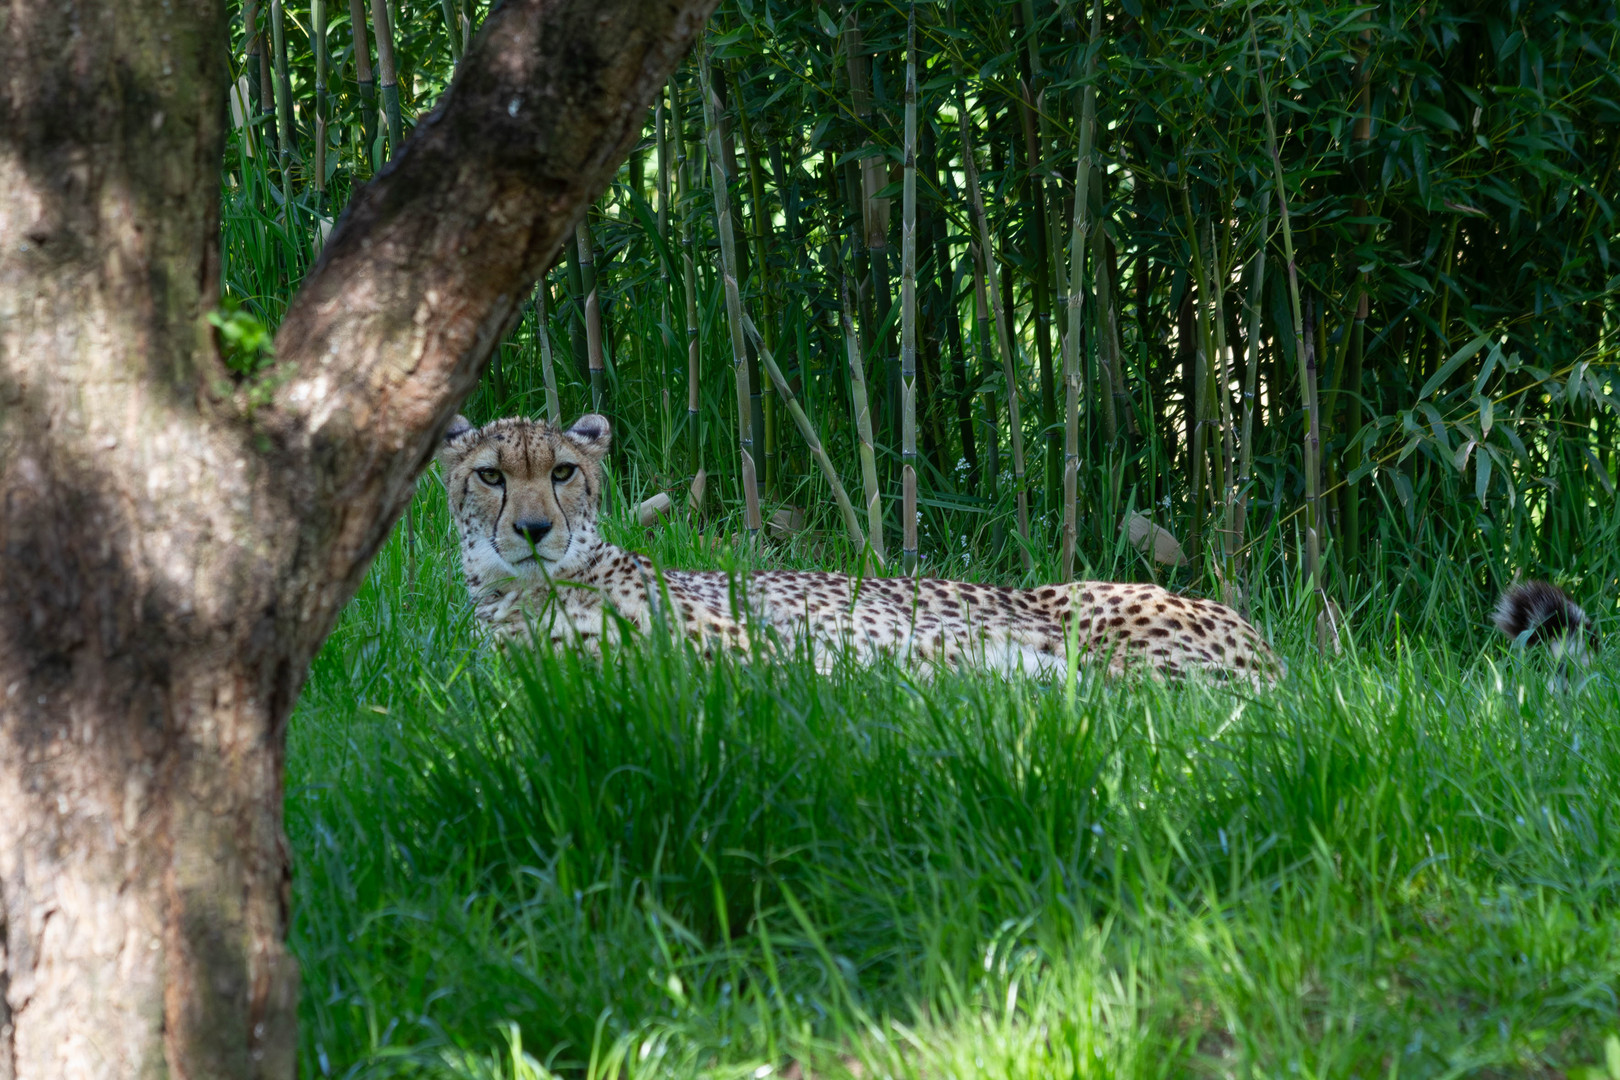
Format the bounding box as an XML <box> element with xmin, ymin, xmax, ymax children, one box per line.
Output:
<box><xmin>0</xmin><ymin>0</ymin><xmax>717</xmax><ymax>1076</ymax></box>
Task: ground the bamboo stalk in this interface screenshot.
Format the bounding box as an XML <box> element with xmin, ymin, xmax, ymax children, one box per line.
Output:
<box><xmin>370</xmin><ymin>0</ymin><xmax>403</xmax><ymax>153</ymax></box>
<box><xmin>1343</xmin><ymin>292</ymin><xmax>1366</xmax><ymax>568</ymax></box>
<box><xmin>1319</xmin><ymin>290</ymin><xmax>1340</xmax><ymax>549</ymax></box>
<box><xmin>1233</xmin><ymin>194</ymin><xmax>1269</xmax><ymax>593</ymax></box>
<box><xmin>1343</xmin><ymin>20</ymin><xmax>1374</xmax><ymax>575</ymax></box>
<box><xmin>1102</xmin><ymin>236</ymin><xmax>1136</xmax><ymax>438</ymax></box>
<box><xmin>1061</xmin><ymin>0</ymin><xmax>1101</xmax><ymax>581</ymax></box>
<box><xmin>655</xmin><ymin>87</ymin><xmax>671</xmax><ymax>445</ymax></box>
<box><xmin>1304</xmin><ymin>292</ymin><xmax>1325</xmax><ymax>566</ymax></box>
<box><xmin>561</xmin><ymin>245</ymin><xmax>589</xmax><ymax>385</ymax></box>
<box><xmin>973</xmin><ymin>250</ymin><xmax>1003</xmax><ymax>554</ymax></box>
<box><xmin>576</xmin><ymin>218</ymin><xmax>606</xmax><ymax>413</ymax></box>
<box><xmin>1255</xmin><ymin>25</ymin><xmax>1325</xmax><ymax>639</ymax></box>
<box><xmin>842</xmin><ymin>277</ymin><xmax>887</xmax><ymax>566</ymax></box>
<box><xmin>836</xmin><ymin>18</ymin><xmax>878</xmax><ymax>402</ymax></box>
<box><xmin>960</xmin><ymin>81</ymin><xmax>1034</xmax><ymax>570</ymax></box>
<box><xmin>1180</xmin><ymin>186</ymin><xmax>1214</xmax><ymax>571</ymax></box>
<box><xmin>269</xmin><ymin>0</ymin><xmax>295</xmax><ymax>168</ymax></box>
<box><xmin>744</xmin><ymin>315</ymin><xmax>870</xmax><ymax>556</ymax></box>
<box><xmin>674</xmin><ymin>76</ymin><xmax>702</xmax><ymax>483</ymax></box>
<box><xmin>699</xmin><ymin>44</ymin><xmax>763</xmax><ymax>539</ymax></box>
<box><xmin>845</xmin><ymin>13</ymin><xmax>895</xmax><ymax>446</ymax></box>
<box><xmin>1015</xmin><ymin>3</ymin><xmax>1058</xmax><ymax>513</ymax></box>
<box><xmin>900</xmin><ymin>3</ymin><xmax>919</xmax><ymax>575</ymax></box>
<box><xmin>257</xmin><ymin>8</ymin><xmax>277</xmax><ymax>155</ymax></box>
<box><xmin>734</xmin><ymin>73</ymin><xmax>777</xmax><ymax>489</ymax></box>
<box><xmin>1093</xmin><ymin>228</ymin><xmax>1121</xmax><ymax>444</ymax></box>
<box><xmin>535</xmin><ymin>279</ymin><xmax>561</xmax><ymax>424</ymax></box>
<box><xmin>914</xmin><ymin>120</ymin><xmax>948</xmax><ymax>484</ymax></box>
<box><xmin>1024</xmin><ymin>0</ymin><xmax>1067</xmax><ymax>369</ymax></box>
<box><xmin>312</xmin><ymin>0</ymin><xmax>328</xmax><ymax>194</ymax></box>
<box><xmin>439</xmin><ymin>0</ymin><xmax>463</xmax><ymax>63</ymax></box>
<box><xmin>243</xmin><ymin>0</ymin><xmax>262</xmax><ymax>121</ymax></box>
<box><xmin>715</xmin><ymin>69</ymin><xmax>765</xmax><ymax>476</ymax></box>
<box><xmin>1212</xmin><ymin>221</ymin><xmax>1237</xmax><ymax>576</ymax></box>
<box><xmin>230</xmin><ymin>37</ymin><xmax>259</xmax><ymax>165</ymax></box>
<box><xmin>346</xmin><ymin>0</ymin><xmax>376</xmax><ymax>173</ymax></box>
<box><xmin>656</xmin><ymin>89</ymin><xmax>671</xmax><ymax>251</ymax></box>
<box><xmin>937</xmin><ymin>182</ymin><xmax>978</xmax><ymax>486</ymax></box>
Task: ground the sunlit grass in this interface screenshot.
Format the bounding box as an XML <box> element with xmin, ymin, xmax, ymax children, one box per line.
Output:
<box><xmin>288</xmin><ymin>477</ymin><xmax>1620</xmax><ymax>1080</ymax></box>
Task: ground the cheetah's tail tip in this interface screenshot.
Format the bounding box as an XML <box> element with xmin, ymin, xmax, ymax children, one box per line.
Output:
<box><xmin>1492</xmin><ymin>580</ymin><xmax>1590</xmax><ymax>648</ymax></box>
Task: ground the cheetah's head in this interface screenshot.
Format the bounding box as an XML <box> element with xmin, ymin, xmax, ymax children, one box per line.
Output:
<box><xmin>437</xmin><ymin>413</ymin><xmax>612</xmax><ymax>588</ymax></box>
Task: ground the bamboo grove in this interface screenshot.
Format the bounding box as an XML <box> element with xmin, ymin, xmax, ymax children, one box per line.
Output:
<box><xmin>224</xmin><ymin>0</ymin><xmax>1620</xmax><ymax>641</ymax></box>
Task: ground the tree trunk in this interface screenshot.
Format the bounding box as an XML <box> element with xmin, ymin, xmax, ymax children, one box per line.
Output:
<box><xmin>0</xmin><ymin>0</ymin><xmax>717</xmax><ymax>1076</ymax></box>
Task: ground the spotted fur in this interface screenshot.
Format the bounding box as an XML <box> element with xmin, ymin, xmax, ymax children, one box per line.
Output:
<box><xmin>438</xmin><ymin>415</ymin><xmax>1284</xmax><ymax>685</ymax></box>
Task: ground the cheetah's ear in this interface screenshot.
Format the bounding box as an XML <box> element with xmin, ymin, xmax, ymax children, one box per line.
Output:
<box><xmin>564</xmin><ymin>413</ymin><xmax>612</xmax><ymax>457</ymax></box>
<box><xmin>443</xmin><ymin>414</ymin><xmax>473</xmax><ymax>443</ymax></box>
<box><xmin>435</xmin><ymin>414</ymin><xmax>476</xmax><ymax>477</ymax></box>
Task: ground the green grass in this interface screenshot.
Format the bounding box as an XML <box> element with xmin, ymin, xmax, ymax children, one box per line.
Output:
<box><xmin>288</xmin><ymin>472</ymin><xmax>1620</xmax><ymax>1080</ymax></box>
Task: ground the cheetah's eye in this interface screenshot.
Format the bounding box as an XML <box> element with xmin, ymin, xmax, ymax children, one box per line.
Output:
<box><xmin>552</xmin><ymin>463</ymin><xmax>578</xmax><ymax>483</ymax></box>
<box><xmin>475</xmin><ymin>467</ymin><xmax>504</xmax><ymax>487</ymax></box>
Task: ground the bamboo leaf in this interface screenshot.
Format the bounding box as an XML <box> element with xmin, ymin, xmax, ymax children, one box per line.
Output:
<box><xmin>1475</xmin><ymin>447</ymin><xmax>1492</xmax><ymax>507</ymax></box>
<box><xmin>1471</xmin><ymin>342</ymin><xmax>1501</xmax><ymax>395</ymax></box>
<box><xmin>1584</xmin><ymin>446</ymin><xmax>1617</xmax><ymax>495</ymax></box>
<box><xmin>1566</xmin><ymin>360</ymin><xmax>1590</xmax><ymax>405</ymax></box>
<box><xmin>1419</xmin><ymin>330</ymin><xmax>1492</xmax><ymax>400</ymax></box>
<box><xmin>1415</xmin><ymin>102</ymin><xmax>1461</xmax><ymax>132</ymax></box>
<box><xmin>1502</xmin><ymin>423</ymin><xmax>1530</xmax><ymax>461</ymax></box>
<box><xmin>1347</xmin><ymin>458</ymin><xmax>1379</xmax><ymax>484</ymax></box>
<box><xmin>1397</xmin><ymin>434</ymin><xmax>1423</xmax><ymax>465</ymax></box>
<box><xmin>1393</xmin><ymin>471</ymin><xmax>1414</xmax><ymax>507</ymax></box>
<box><xmin>1419</xmin><ymin>403</ymin><xmax>1452</xmax><ymax>453</ymax></box>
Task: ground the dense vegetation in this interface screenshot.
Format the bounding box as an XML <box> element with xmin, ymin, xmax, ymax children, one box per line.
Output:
<box><xmin>229</xmin><ymin>0</ymin><xmax>1620</xmax><ymax>616</ymax></box>
<box><xmin>226</xmin><ymin>1</ymin><xmax>1620</xmax><ymax>1076</ymax></box>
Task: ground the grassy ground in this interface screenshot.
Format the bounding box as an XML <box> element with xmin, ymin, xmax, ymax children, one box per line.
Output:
<box><xmin>289</xmin><ymin>472</ymin><xmax>1620</xmax><ymax>1080</ymax></box>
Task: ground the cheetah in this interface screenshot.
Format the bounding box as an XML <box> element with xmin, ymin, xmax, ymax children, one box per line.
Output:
<box><xmin>437</xmin><ymin>413</ymin><xmax>1284</xmax><ymax>685</ymax></box>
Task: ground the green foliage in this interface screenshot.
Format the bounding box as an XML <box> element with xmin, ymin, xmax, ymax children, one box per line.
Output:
<box><xmin>222</xmin><ymin>0</ymin><xmax>1620</xmax><ymax>628</ymax></box>
<box><xmin>209</xmin><ymin>299</ymin><xmax>276</xmax><ymax>376</ymax></box>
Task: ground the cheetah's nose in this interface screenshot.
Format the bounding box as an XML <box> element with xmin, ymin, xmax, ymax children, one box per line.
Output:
<box><xmin>514</xmin><ymin>519</ymin><xmax>553</xmax><ymax>544</ymax></box>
